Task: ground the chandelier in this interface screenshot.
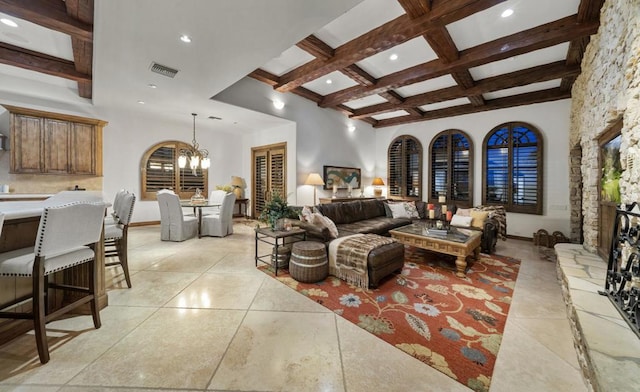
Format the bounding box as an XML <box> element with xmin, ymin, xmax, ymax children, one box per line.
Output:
<box><xmin>178</xmin><ymin>113</ymin><xmax>210</xmax><ymax>176</ymax></box>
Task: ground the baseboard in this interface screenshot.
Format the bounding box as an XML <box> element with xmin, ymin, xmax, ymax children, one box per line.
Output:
<box><xmin>506</xmin><ymin>234</ymin><xmax>532</xmax><ymax>241</ymax></box>
<box><xmin>130</xmin><ymin>221</ymin><xmax>159</xmax><ymax>227</ymax></box>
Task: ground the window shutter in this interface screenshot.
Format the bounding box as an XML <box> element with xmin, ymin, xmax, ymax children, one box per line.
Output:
<box><xmin>146</xmin><ymin>146</ymin><xmax>176</xmax><ymax>193</ymax></box>
<box><xmin>388</xmin><ymin>140</ymin><xmax>403</xmax><ymax>197</ymax></box>
<box><xmin>431</xmin><ymin>135</ymin><xmax>448</xmax><ymax>199</ymax></box>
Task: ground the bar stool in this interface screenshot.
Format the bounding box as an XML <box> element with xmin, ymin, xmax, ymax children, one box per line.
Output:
<box><xmin>0</xmin><ymin>202</ymin><xmax>107</xmax><ymax>364</ymax></box>
<box><xmin>104</xmin><ymin>191</ymin><xmax>136</xmax><ymax>288</ymax></box>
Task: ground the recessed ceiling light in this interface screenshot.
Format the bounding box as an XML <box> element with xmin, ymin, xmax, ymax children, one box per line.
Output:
<box><xmin>180</xmin><ymin>34</ymin><xmax>192</xmax><ymax>43</ymax></box>
<box><xmin>389</xmin><ymin>53</ymin><xmax>398</xmax><ymax>61</ymax></box>
<box><xmin>348</xmin><ymin>125</ymin><xmax>356</xmax><ymax>132</ymax></box>
<box><xmin>137</xmin><ymin>100</ymin><xmax>145</xmax><ymax>104</ymax></box>
<box><xmin>273</xmin><ymin>100</ymin><xmax>285</xmax><ymax>110</ymax></box>
<box><xmin>501</xmin><ymin>9</ymin><xmax>514</xmax><ymax>18</ymax></box>
<box><xmin>147</xmin><ymin>84</ymin><xmax>157</xmax><ymax>89</ymax></box>
<box><xmin>0</xmin><ymin>18</ymin><xmax>18</xmax><ymax>27</ymax></box>
<box><xmin>326</xmin><ymin>79</ymin><xmax>333</xmax><ymax>84</ymax></box>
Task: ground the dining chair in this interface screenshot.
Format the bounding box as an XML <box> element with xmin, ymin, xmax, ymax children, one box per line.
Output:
<box><xmin>156</xmin><ymin>189</ymin><xmax>198</xmax><ymax>241</ymax></box>
<box><xmin>104</xmin><ymin>189</ymin><xmax>127</xmax><ymax>226</ymax></box>
<box><xmin>104</xmin><ymin>190</ymin><xmax>136</xmax><ymax>288</ymax></box>
<box><xmin>201</xmin><ymin>192</ymin><xmax>236</xmax><ymax>237</ymax></box>
<box><xmin>206</xmin><ymin>189</ymin><xmax>227</xmax><ymax>215</ymax></box>
<box><xmin>0</xmin><ymin>202</ymin><xmax>107</xmax><ymax>364</ymax></box>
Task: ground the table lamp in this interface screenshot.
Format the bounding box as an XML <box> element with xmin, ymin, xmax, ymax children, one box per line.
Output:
<box><xmin>372</xmin><ymin>177</ymin><xmax>385</xmax><ymax>197</ymax></box>
<box><xmin>231</xmin><ymin>176</ymin><xmax>245</xmax><ymax>199</ymax></box>
<box><xmin>305</xmin><ymin>173</ymin><xmax>325</xmax><ymax>205</ymax></box>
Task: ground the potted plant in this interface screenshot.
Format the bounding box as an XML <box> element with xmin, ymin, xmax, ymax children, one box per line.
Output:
<box><xmin>259</xmin><ymin>192</ymin><xmax>296</xmax><ymax>230</ymax></box>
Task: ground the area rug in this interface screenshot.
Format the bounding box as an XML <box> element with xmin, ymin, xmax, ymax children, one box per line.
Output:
<box><xmin>259</xmin><ymin>246</ymin><xmax>521</xmax><ymax>392</ymax></box>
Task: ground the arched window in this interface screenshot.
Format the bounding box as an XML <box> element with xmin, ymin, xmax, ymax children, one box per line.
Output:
<box><xmin>387</xmin><ymin>135</ymin><xmax>422</xmax><ymax>199</ymax></box>
<box><xmin>482</xmin><ymin>122</ymin><xmax>543</xmax><ymax>214</ymax></box>
<box><xmin>140</xmin><ymin>141</ymin><xmax>208</xmax><ymax>201</ymax></box>
<box><xmin>429</xmin><ymin>129</ymin><xmax>473</xmax><ymax>207</ymax></box>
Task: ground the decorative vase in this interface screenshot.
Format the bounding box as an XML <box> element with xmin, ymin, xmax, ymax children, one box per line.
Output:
<box><xmin>274</xmin><ymin>218</ymin><xmax>285</xmax><ymax>231</ymax></box>
<box><xmin>190</xmin><ymin>188</ymin><xmax>206</xmax><ymax>205</ymax></box>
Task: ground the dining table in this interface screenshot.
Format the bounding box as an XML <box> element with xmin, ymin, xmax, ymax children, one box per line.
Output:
<box><xmin>180</xmin><ymin>200</ymin><xmax>222</xmax><ymax>238</ymax></box>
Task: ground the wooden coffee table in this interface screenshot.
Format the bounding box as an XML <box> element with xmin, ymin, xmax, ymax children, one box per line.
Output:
<box><xmin>390</xmin><ymin>222</ymin><xmax>482</xmax><ymax>277</ymax></box>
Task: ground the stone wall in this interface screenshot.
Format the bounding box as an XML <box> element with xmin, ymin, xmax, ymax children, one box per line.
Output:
<box><xmin>570</xmin><ymin>0</ymin><xmax>640</xmax><ymax>252</ymax></box>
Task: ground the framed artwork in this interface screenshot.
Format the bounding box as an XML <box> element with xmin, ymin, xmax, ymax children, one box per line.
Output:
<box><xmin>323</xmin><ymin>165</ymin><xmax>361</xmax><ymax>190</ymax></box>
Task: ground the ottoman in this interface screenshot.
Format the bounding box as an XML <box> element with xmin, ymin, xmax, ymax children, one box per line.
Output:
<box><xmin>366</xmin><ymin>241</ymin><xmax>405</xmax><ymax>288</ymax></box>
<box><xmin>290</xmin><ymin>241</ymin><xmax>329</xmax><ymax>283</ymax></box>
<box><xmin>329</xmin><ymin>235</ymin><xmax>405</xmax><ymax>288</ymax></box>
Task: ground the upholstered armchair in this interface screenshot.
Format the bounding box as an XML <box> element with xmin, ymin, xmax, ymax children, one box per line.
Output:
<box><xmin>201</xmin><ymin>192</ymin><xmax>236</xmax><ymax>237</ymax></box>
<box><xmin>156</xmin><ymin>189</ymin><xmax>198</xmax><ymax>241</ymax></box>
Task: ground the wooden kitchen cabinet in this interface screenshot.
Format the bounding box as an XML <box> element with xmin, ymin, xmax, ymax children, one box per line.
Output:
<box><xmin>4</xmin><ymin>105</ymin><xmax>107</xmax><ymax>176</ymax></box>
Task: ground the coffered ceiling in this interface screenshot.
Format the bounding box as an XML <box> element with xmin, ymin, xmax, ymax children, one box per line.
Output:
<box><xmin>0</xmin><ymin>0</ymin><xmax>604</xmax><ymax>130</ymax></box>
<box><xmin>251</xmin><ymin>0</ymin><xmax>604</xmax><ymax>128</ymax></box>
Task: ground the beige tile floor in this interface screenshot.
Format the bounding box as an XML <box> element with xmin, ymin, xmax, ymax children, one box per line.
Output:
<box><xmin>0</xmin><ymin>222</ymin><xmax>588</xmax><ymax>392</ymax></box>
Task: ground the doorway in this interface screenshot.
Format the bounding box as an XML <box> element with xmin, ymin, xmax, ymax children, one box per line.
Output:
<box><xmin>597</xmin><ymin>119</ymin><xmax>622</xmax><ymax>259</ymax></box>
<box><xmin>251</xmin><ymin>142</ymin><xmax>287</xmax><ymax>219</ymax></box>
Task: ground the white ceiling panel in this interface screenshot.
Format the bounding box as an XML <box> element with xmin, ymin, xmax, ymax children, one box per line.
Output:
<box><xmin>483</xmin><ymin>79</ymin><xmax>561</xmax><ymax>100</ymax></box>
<box><xmin>314</xmin><ymin>0</ymin><xmax>405</xmax><ymax>48</ymax></box>
<box><xmin>419</xmin><ymin>98</ymin><xmax>471</xmax><ymax>112</ymax></box>
<box><xmin>372</xmin><ymin>109</ymin><xmax>410</xmax><ymax>120</ymax></box>
<box><xmin>343</xmin><ymin>94</ymin><xmax>388</xmax><ymax>109</ymax></box>
<box><xmin>355</xmin><ymin>37</ymin><xmax>438</xmax><ymax>78</ymax></box>
<box><xmin>261</xmin><ymin>46</ymin><xmax>315</xmax><ymax>76</ymax></box>
<box><xmin>302</xmin><ymin>70</ymin><xmax>358</xmax><ymax>95</ymax></box>
<box><xmin>447</xmin><ymin>0</ymin><xmax>580</xmax><ymax>51</ymax></box>
<box><xmin>0</xmin><ymin>12</ymin><xmax>74</xmax><ymax>61</ymax></box>
<box><xmin>394</xmin><ymin>75</ymin><xmax>458</xmax><ymax>97</ymax></box>
<box><xmin>469</xmin><ymin>43</ymin><xmax>570</xmax><ymax>80</ymax></box>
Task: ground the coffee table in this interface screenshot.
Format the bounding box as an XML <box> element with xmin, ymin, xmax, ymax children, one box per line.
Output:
<box><xmin>389</xmin><ymin>222</ymin><xmax>482</xmax><ymax>277</ymax></box>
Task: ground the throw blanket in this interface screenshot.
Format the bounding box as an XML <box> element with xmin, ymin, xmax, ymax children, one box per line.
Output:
<box><xmin>474</xmin><ymin>205</ymin><xmax>507</xmax><ymax>241</ymax></box>
<box><xmin>329</xmin><ymin>234</ymin><xmax>395</xmax><ymax>289</ymax></box>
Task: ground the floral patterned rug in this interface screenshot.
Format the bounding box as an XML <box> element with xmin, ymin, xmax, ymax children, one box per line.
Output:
<box><xmin>259</xmin><ymin>246</ymin><xmax>521</xmax><ymax>392</ymax></box>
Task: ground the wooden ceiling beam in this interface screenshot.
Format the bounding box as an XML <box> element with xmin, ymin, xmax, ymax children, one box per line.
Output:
<box><xmin>397</xmin><ymin>0</ymin><xmax>431</xmax><ymax>18</ymax></box>
<box><xmin>0</xmin><ymin>42</ymin><xmax>91</xmax><ymax>82</ymax></box>
<box><xmin>248</xmin><ymin>69</ymin><xmax>280</xmax><ymax>86</ymax></box>
<box><xmin>296</xmin><ymin>35</ymin><xmax>335</xmax><ymax>60</ymax></box>
<box><xmin>341</xmin><ymin>64</ymin><xmax>377</xmax><ymax>87</ymax></box>
<box><xmin>322</xmin><ymin>15</ymin><xmax>598</xmax><ymax>107</ymax></box>
<box><xmin>379</xmin><ymin>91</ymin><xmax>405</xmax><ymax>104</ymax></box>
<box><xmin>373</xmin><ymin>88</ymin><xmax>571</xmax><ymax>127</ymax></box>
<box><xmin>65</xmin><ymin>0</ymin><xmax>94</xmax><ymax>99</ymax></box>
<box><xmin>274</xmin><ymin>0</ymin><xmax>506</xmax><ymax>92</ymax></box>
<box><xmin>0</xmin><ymin>0</ymin><xmax>92</xmax><ymax>41</ymax></box>
<box><xmin>350</xmin><ymin>61</ymin><xmax>579</xmax><ymax>119</ymax></box>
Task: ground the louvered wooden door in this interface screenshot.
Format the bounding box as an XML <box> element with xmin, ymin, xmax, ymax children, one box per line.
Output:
<box><xmin>252</xmin><ymin>143</ymin><xmax>287</xmax><ymax>219</ymax></box>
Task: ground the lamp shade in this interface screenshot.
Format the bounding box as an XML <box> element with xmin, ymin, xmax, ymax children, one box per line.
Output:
<box><xmin>305</xmin><ymin>173</ymin><xmax>325</xmax><ymax>186</ymax></box>
<box><xmin>372</xmin><ymin>177</ymin><xmax>385</xmax><ymax>186</ymax></box>
<box><xmin>231</xmin><ymin>176</ymin><xmax>245</xmax><ymax>188</ymax></box>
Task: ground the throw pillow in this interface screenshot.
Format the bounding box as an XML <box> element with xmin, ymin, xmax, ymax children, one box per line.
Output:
<box><xmin>310</xmin><ymin>212</ymin><xmax>339</xmax><ymax>239</ymax></box>
<box><xmin>470</xmin><ymin>210</ymin><xmax>490</xmax><ymax>229</ymax></box>
<box><xmin>299</xmin><ymin>205</ymin><xmax>314</xmax><ymax>222</ymax></box>
<box><xmin>456</xmin><ymin>208</ymin><xmax>471</xmax><ymax>217</ymax></box>
<box><xmin>450</xmin><ymin>214</ymin><xmax>473</xmax><ymax>228</ymax></box>
<box><xmin>403</xmin><ymin>201</ymin><xmax>420</xmax><ymax>219</ymax></box>
<box><xmin>414</xmin><ymin>201</ymin><xmax>427</xmax><ymax>219</ymax></box>
<box><xmin>388</xmin><ymin>202</ymin><xmax>410</xmax><ymax>219</ymax></box>
<box><xmin>383</xmin><ymin>201</ymin><xmax>394</xmax><ymax>217</ymax></box>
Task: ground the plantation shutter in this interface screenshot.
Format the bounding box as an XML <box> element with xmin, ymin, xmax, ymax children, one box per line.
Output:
<box><xmin>141</xmin><ymin>141</ymin><xmax>208</xmax><ymax>201</ymax></box>
<box><xmin>387</xmin><ymin>135</ymin><xmax>422</xmax><ymax>200</ymax></box>
<box><xmin>483</xmin><ymin>122</ymin><xmax>542</xmax><ymax>214</ymax></box>
<box><xmin>451</xmin><ymin>133</ymin><xmax>471</xmax><ymax>203</ymax></box>
<box><xmin>146</xmin><ymin>146</ymin><xmax>176</xmax><ymax>193</ymax></box>
<box><xmin>431</xmin><ymin>134</ymin><xmax>448</xmax><ymax>199</ymax></box>
<box><xmin>252</xmin><ymin>143</ymin><xmax>287</xmax><ymax>218</ymax></box>
<box><xmin>429</xmin><ymin>130</ymin><xmax>472</xmax><ymax>206</ymax></box>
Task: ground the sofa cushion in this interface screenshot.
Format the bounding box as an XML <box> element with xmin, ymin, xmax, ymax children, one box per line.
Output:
<box><xmin>388</xmin><ymin>202</ymin><xmax>410</xmax><ymax>218</ymax></box>
<box><xmin>337</xmin><ymin>216</ymin><xmax>411</xmax><ymax>235</ymax></box>
<box><xmin>317</xmin><ymin>201</ymin><xmax>363</xmax><ymax>224</ymax></box>
<box><xmin>360</xmin><ymin>199</ymin><xmax>386</xmax><ymax>220</ymax></box>
<box><xmin>450</xmin><ymin>214</ymin><xmax>472</xmax><ymax>228</ymax></box>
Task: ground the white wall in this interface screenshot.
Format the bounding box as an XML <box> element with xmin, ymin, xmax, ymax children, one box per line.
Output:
<box><xmin>214</xmin><ymin>77</ymin><xmax>377</xmax><ymax>207</ymax></box>
<box><xmin>375</xmin><ymin>100</ymin><xmax>572</xmax><ymax>238</ymax></box>
<box><xmin>0</xmin><ymin>92</ymin><xmax>244</xmax><ymax>223</ymax></box>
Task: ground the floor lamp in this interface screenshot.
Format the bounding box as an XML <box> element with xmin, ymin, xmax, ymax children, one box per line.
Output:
<box><xmin>305</xmin><ymin>173</ymin><xmax>325</xmax><ymax>205</ymax></box>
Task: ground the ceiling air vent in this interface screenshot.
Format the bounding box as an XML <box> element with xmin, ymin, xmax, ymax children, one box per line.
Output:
<box><xmin>149</xmin><ymin>62</ymin><xmax>178</xmax><ymax>78</ymax></box>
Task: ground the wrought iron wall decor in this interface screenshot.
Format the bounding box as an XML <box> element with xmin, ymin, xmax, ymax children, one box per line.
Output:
<box><xmin>599</xmin><ymin>202</ymin><xmax>640</xmax><ymax>338</ymax></box>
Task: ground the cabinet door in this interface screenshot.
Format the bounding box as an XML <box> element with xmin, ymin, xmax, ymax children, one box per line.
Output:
<box><xmin>11</xmin><ymin>114</ymin><xmax>43</xmax><ymax>173</ymax></box>
<box><xmin>70</xmin><ymin>123</ymin><xmax>96</xmax><ymax>175</ymax></box>
<box><xmin>44</xmin><ymin>119</ymin><xmax>71</xmax><ymax>174</ymax></box>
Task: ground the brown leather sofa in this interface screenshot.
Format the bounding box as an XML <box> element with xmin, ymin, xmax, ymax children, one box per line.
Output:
<box><xmin>291</xmin><ymin>199</ymin><xmax>501</xmax><ymax>287</ymax></box>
